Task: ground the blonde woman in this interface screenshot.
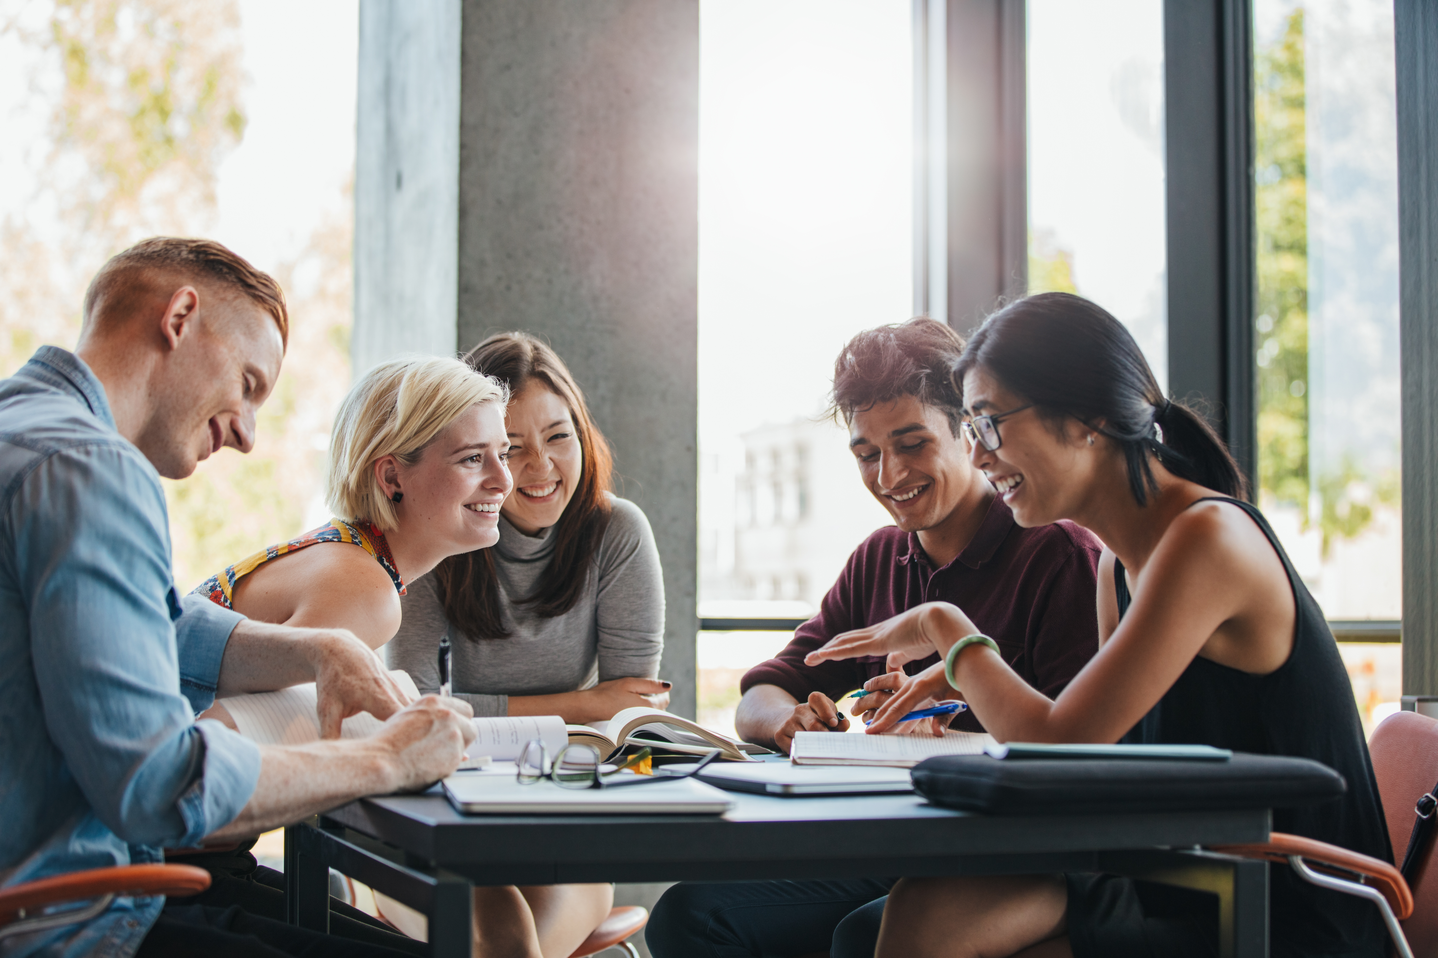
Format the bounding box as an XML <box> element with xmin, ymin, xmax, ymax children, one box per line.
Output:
<box><xmin>196</xmin><ymin>355</ymin><xmax>512</xmax><ymax>648</ymax></box>
<box><xmin>196</xmin><ymin>357</ymin><xmax>607</xmax><ymax>957</ymax></box>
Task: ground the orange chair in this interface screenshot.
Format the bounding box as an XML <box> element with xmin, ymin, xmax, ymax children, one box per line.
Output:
<box><xmin>1214</xmin><ymin>710</ymin><xmax>1438</xmax><ymax>958</ymax></box>
<box><xmin>568</xmin><ymin>905</ymin><xmax>648</xmax><ymax>958</ymax></box>
<box><xmin>0</xmin><ymin>864</ymin><xmax>210</xmax><ymax>940</ymax></box>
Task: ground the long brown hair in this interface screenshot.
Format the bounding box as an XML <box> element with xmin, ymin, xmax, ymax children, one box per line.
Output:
<box><xmin>434</xmin><ymin>332</ymin><xmax>615</xmax><ymax>638</ymax></box>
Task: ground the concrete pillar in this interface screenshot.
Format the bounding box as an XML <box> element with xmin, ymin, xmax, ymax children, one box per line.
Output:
<box><xmin>355</xmin><ymin>0</ymin><xmax>699</xmax><ymax>719</ymax></box>
<box><xmin>1396</xmin><ymin>0</ymin><xmax>1438</xmax><ymax>701</ymax></box>
<box><xmin>354</xmin><ymin>0</ymin><xmax>462</xmax><ymax>368</ymax></box>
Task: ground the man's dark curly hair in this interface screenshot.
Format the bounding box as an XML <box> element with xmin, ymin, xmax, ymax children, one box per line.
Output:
<box><xmin>827</xmin><ymin>317</ymin><xmax>967</xmax><ymax>435</ymax></box>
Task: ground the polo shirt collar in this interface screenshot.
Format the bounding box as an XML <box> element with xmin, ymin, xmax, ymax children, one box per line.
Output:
<box><xmin>23</xmin><ymin>345</ymin><xmax>116</xmax><ymax>430</ymax></box>
<box><xmin>901</xmin><ymin>492</ymin><xmax>1015</xmax><ymax>571</ymax></box>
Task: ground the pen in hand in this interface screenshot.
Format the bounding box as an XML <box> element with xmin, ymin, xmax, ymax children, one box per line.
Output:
<box><xmin>438</xmin><ymin>632</ymin><xmax>452</xmax><ymax>698</ymax></box>
<box><xmin>864</xmin><ymin>700</ymin><xmax>967</xmax><ymax>726</ymax></box>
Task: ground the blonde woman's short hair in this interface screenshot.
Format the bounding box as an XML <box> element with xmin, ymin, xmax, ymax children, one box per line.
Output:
<box><xmin>326</xmin><ymin>355</ymin><xmax>508</xmax><ymax>530</ymax></box>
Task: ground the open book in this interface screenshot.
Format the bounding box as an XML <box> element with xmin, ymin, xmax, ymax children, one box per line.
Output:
<box><xmin>220</xmin><ymin>671</ymin><xmax>423</xmax><ymax>743</ymax></box>
<box><xmin>791</xmin><ymin>729</ymin><xmax>994</xmax><ymax>767</ymax></box>
<box><xmin>218</xmin><ymin>678</ymin><xmax>763</xmax><ymax>765</ymax></box>
<box><xmin>567</xmin><ymin>707</ymin><xmax>765</xmax><ymax>763</ymax></box>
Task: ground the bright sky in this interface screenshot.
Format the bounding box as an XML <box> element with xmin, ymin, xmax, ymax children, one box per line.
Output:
<box><xmin>212</xmin><ymin>0</ymin><xmax>357</xmax><ymax>277</ymax></box>
<box><xmin>0</xmin><ymin>0</ymin><xmax>356</xmax><ymax>308</ymax></box>
<box><xmin>696</xmin><ymin>0</ymin><xmax>913</xmax><ymax>453</ymax></box>
<box><xmin>1027</xmin><ymin>0</ymin><xmax>1168</xmax><ymax>387</ymax></box>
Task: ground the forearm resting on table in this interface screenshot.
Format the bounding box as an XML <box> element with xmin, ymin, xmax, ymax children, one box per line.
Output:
<box><xmin>205</xmin><ymin>739</ymin><xmax>398</xmax><ymax>842</ymax></box>
<box><xmin>735</xmin><ymin>685</ymin><xmax>801</xmax><ymax>747</ymax></box>
<box><xmin>508</xmin><ymin>677</ymin><xmax>670</xmax><ymax>725</ymax></box>
<box><xmin>508</xmin><ymin>690</ymin><xmax>588</xmax><ymax>721</ymax></box>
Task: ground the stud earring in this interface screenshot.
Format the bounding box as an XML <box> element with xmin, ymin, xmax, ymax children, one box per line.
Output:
<box><xmin>391</xmin><ymin>491</ymin><xmax>404</xmax><ymax>504</ymax></box>
<box><xmin>1087</xmin><ymin>434</ymin><xmax>1095</xmax><ymax>446</ymax></box>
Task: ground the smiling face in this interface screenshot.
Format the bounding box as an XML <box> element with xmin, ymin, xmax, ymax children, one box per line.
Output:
<box><xmin>961</xmin><ymin>365</ymin><xmax>1099</xmax><ymax>527</ymax></box>
<box><xmin>140</xmin><ymin>296</ymin><xmax>284</xmax><ymax>479</ymax></box>
<box><xmin>848</xmin><ymin>395</ymin><xmax>987</xmax><ymax>535</ymax></box>
<box><xmin>386</xmin><ymin>401</ymin><xmax>513</xmax><ymax>556</ymax></box>
<box><xmin>501</xmin><ymin>385</ymin><xmax>583</xmax><ymax>535</ymax></box>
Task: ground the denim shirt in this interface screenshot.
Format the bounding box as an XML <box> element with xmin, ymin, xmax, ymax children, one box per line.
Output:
<box><xmin>0</xmin><ymin>347</ymin><xmax>262</xmax><ymax>957</ymax></box>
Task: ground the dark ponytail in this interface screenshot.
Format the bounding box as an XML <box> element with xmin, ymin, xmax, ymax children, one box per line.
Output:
<box><xmin>955</xmin><ymin>292</ymin><xmax>1248</xmax><ymax>505</ymax></box>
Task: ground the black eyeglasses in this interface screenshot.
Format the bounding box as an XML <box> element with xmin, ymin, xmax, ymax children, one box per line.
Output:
<box><xmin>962</xmin><ymin>404</ymin><xmax>1033</xmax><ymax>452</ymax></box>
<box><xmin>517</xmin><ymin>741</ymin><xmax>723</xmax><ymax>790</ymax></box>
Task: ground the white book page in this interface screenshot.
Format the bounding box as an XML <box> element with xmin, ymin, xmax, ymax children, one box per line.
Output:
<box><xmin>470</xmin><ymin>715</ymin><xmax>568</xmax><ymax>761</ymax></box>
<box><xmin>222</xmin><ymin>671</ymin><xmax>422</xmax><ymax>745</ymax></box>
<box><xmin>791</xmin><ymin>730</ymin><xmax>993</xmax><ymax>767</ymax></box>
<box><xmin>605</xmin><ymin>707</ymin><xmax>742</xmax><ymax>746</ymax></box>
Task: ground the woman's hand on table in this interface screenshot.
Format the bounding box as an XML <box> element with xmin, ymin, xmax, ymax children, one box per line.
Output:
<box><xmin>578</xmin><ymin>677</ymin><xmax>672</xmax><ymax>721</ymax></box>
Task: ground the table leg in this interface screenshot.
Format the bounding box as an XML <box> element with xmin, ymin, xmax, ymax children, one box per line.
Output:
<box><xmin>1099</xmin><ymin>849</ymin><xmax>1269</xmax><ymax>957</ymax></box>
<box><xmin>284</xmin><ymin>819</ymin><xmax>330</xmax><ymax>933</ymax></box>
<box><xmin>1228</xmin><ymin>856</ymin><xmax>1269</xmax><ymax>958</ymax></box>
<box><xmin>428</xmin><ymin>869</ymin><xmax>473</xmax><ymax>958</ymax></box>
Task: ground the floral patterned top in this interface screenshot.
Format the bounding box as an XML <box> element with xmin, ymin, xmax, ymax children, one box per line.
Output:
<box><xmin>193</xmin><ymin>519</ymin><xmax>405</xmax><ymax>609</ymax></box>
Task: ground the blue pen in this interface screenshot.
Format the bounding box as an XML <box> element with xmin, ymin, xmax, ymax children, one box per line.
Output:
<box><xmin>864</xmin><ymin>700</ymin><xmax>967</xmax><ymax>726</ymax></box>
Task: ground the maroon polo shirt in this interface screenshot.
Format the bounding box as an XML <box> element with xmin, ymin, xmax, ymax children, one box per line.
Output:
<box><xmin>741</xmin><ymin>494</ymin><xmax>1102</xmax><ymax>732</ymax></box>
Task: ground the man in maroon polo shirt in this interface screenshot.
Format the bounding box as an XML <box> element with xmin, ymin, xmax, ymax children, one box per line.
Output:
<box><xmin>735</xmin><ymin>317</ymin><xmax>1101</xmax><ymax>751</ymax></box>
<box><xmin>647</xmin><ymin>318</ymin><xmax>1102</xmax><ymax>959</ymax></box>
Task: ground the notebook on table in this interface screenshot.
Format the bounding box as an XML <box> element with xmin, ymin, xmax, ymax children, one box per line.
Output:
<box><xmin>790</xmin><ymin>730</ymin><xmax>994</xmax><ymax>768</ymax></box>
<box><xmin>442</xmin><ymin>773</ymin><xmax>736</xmax><ymax>815</ymax></box>
<box><xmin>660</xmin><ymin>761</ymin><xmax>915</xmax><ymax>796</ymax></box>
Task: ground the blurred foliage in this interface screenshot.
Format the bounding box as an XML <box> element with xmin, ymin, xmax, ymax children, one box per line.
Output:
<box><xmin>1</xmin><ymin>0</ymin><xmax>353</xmax><ymax>589</ymax></box>
<box><xmin>45</xmin><ymin>0</ymin><xmax>246</xmax><ymax>247</ymax></box>
<box><xmin>1253</xmin><ymin>7</ymin><xmax>1397</xmax><ymax>555</ymax></box>
<box><xmin>1028</xmin><ymin>229</ymin><xmax>1078</xmax><ymax>296</ymax></box>
<box><xmin>1254</xmin><ymin>8</ymin><xmax>1309</xmax><ymax>512</ymax></box>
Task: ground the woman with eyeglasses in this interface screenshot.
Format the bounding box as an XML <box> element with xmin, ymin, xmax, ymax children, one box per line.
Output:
<box><xmin>806</xmin><ymin>293</ymin><xmax>1391</xmax><ymax>956</ymax></box>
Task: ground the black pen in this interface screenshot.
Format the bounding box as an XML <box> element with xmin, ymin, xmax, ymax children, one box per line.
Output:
<box><xmin>438</xmin><ymin>632</ymin><xmax>452</xmax><ymax>698</ymax></box>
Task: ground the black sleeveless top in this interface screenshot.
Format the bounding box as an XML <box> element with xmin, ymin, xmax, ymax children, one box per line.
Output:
<box><xmin>1115</xmin><ymin>497</ymin><xmax>1391</xmax><ymax>956</ymax></box>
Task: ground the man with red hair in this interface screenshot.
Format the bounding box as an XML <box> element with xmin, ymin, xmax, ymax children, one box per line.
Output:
<box><xmin>0</xmin><ymin>238</ymin><xmax>472</xmax><ymax>956</ymax></box>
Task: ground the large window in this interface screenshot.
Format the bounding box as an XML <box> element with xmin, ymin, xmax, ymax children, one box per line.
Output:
<box><xmin>0</xmin><ymin>0</ymin><xmax>357</xmax><ymax>592</ymax></box>
<box><xmin>1253</xmin><ymin>0</ymin><xmax>1402</xmax><ymax>728</ymax></box>
<box><xmin>696</xmin><ymin>0</ymin><xmax>912</xmax><ymax>734</ymax></box>
<box><xmin>1027</xmin><ymin>0</ymin><xmax>1167</xmax><ymax>388</ymax></box>
<box><xmin>0</xmin><ymin>0</ymin><xmax>358</xmax><ymax>869</ymax></box>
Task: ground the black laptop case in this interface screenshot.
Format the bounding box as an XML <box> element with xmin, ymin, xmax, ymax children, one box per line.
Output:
<box><xmin>911</xmin><ymin>752</ymin><xmax>1346</xmax><ymax>816</ymax></box>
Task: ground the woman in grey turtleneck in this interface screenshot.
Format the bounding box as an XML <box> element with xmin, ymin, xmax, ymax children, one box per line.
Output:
<box><xmin>384</xmin><ymin>332</ymin><xmax>665</xmax><ymax>958</ymax></box>
<box><xmin>386</xmin><ymin>333</ymin><xmax>668</xmax><ymax>721</ymax></box>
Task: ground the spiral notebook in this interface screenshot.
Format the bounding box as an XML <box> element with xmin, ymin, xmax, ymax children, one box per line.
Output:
<box><xmin>790</xmin><ymin>730</ymin><xmax>993</xmax><ymax>768</ymax></box>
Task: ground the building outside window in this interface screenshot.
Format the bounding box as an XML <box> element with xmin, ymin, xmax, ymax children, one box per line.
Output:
<box><xmin>695</xmin><ymin>0</ymin><xmax>909</xmax><ymax>735</ymax></box>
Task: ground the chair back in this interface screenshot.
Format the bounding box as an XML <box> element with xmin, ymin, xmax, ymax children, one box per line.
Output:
<box><xmin>1369</xmin><ymin>711</ymin><xmax>1438</xmax><ymax>955</ymax></box>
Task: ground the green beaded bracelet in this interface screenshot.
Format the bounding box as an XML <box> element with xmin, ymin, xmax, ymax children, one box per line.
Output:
<box><xmin>943</xmin><ymin>634</ymin><xmax>1000</xmax><ymax>690</ymax></box>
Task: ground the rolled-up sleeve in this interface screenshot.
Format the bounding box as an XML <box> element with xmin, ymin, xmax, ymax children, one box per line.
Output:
<box><xmin>13</xmin><ymin>445</ymin><xmax>260</xmax><ymax>847</ymax></box>
<box><xmin>176</xmin><ymin>593</ymin><xmax>244</xmax><ymax>713</ymax></box>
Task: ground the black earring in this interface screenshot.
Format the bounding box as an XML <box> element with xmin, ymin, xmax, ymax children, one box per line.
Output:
<box><xmin>391</xmin><ymin>491</ymin><xmax>404</xmax><ymax>504</ymax></box>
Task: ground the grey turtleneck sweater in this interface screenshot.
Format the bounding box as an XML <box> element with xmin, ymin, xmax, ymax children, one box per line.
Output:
<box><xmin>384</xmin><ymin>496</ymin><xmax>665</xmax><ymax>716</ymax></box>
